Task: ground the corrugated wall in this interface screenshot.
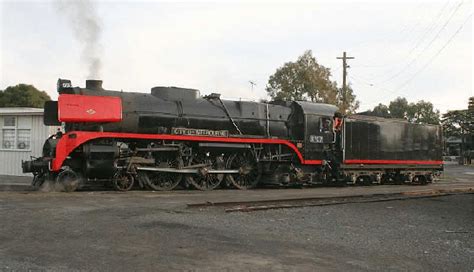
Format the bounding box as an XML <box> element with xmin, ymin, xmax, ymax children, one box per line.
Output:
<box><xmin>0</xmin><ymin>115</ymin><xmax>57</xmax><ymax>176</ymax></box>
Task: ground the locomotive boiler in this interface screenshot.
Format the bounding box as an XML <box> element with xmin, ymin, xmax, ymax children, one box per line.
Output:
<box><xmin>22</xmin><ymin>79</ymin><xmax>443</xmax><ymax>191</ymax></box>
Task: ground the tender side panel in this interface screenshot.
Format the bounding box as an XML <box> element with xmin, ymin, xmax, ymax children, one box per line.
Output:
<box><xmin>58</xmin><ymin>94</ymin><xmax>122</xmax><ymax>123</ymax></box>
<box><xmin>344</xmin><ymin>117</ymin><xmax>443</xmax><ymax>163</ymax></box>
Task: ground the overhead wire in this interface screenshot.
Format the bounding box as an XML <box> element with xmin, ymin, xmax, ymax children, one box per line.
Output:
<box><xmin>353</xmin><ymin>10</ymin><xmax>471</xmax><ymax>109</ymax></box>
<box><xmin>352</xmin><ymin>1</ymin><xmax>452</xmax><ymax>70</ymax></box>
<box><xmin>405</xmin><ymin>0</ymin><xmax>452</xmax><ymax>59</ymax></box>
<box><xmin>369</xmin><ymin>1</ymin><xmax>464</xmax><ymax>85</ymax></box>
<box><xmin>348</xmin><ymin>2</ymin><xmax>432</xmax><ymax>66</ymax></box>
<box><xmin>393</xmin><ymin>13</ymin><xmax>472</xmax><ymax>92</ymax></box>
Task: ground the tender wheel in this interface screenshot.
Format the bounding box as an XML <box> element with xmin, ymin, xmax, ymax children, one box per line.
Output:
<box><xmin>414</xmin><ymin>175</ymin><xmax>428</xmax><ymax>185</ymax></box>
<box><xmin>357</xmin><ymin>176</ymin><xmax>372</xmax><ymax>186</ymax></box>
<box><xmin>226</xmin><ymin>151</ymin><xmax>261</xmax><ymax>190</ymax></box>
<box><xmin>139</xmin><ymin>156</ymin><xmax>183</xmax><ymax>191</ymax></box>
<box><xmin>394</xmin><ymin>173</ymin><xmax>405</xmax><ymax>185</ymax></box>
<box><xmin>185</xmin><ymin>154</ymin><xmax>224</xmax><ymax>191</ymax></box>
<box><xmin>56</xmin><ymin>169</ymin><xmax>81</xmax><ymax>192</ymax></box>
<box><xmin>112</xmin><ymin>171</ymin><xmax>135</xmax><ymax>191</ymax></box>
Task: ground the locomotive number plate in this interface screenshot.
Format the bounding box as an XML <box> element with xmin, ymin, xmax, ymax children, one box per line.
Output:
<box><xmin>172</xmin><ymin>127</ymin><xmax>229</xmax><ymax>137</ymax></box>
<box><xmin>309</xmin><ymin>135</ymin><xmax>324</xmax><ymax>143</ymax></box>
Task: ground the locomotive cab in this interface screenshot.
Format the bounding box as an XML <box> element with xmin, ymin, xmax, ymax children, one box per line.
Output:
<box><xmin>292</xmin><ymin>101</ymin><xmax>338</xmax><ymax>162</ymax></box>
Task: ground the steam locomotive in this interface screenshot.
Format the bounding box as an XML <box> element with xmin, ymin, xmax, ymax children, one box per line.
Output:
<box><xmin>22</xmin><ymin>79</ymin><xmax>443</xmax><ymax>191</ymax></box>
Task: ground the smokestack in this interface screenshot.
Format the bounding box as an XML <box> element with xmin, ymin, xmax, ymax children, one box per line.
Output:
<box><xmin>86</xmin><ymin>80</ymin><xmax>103</xmax><ymax>90</ymax></box>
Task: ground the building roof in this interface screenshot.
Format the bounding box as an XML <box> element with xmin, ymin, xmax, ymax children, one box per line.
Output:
<box><xmin>0</xmin><ymin>107</ymin><xmax>44</xmax><ymax>115</ymax></box>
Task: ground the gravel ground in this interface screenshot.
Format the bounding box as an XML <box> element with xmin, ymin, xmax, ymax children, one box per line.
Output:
<box><xmin>0</xmin><ymin>191</ymin><xmax>472</xmax><ymax>271</ymax></box>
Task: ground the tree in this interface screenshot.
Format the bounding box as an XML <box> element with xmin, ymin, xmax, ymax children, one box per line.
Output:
<box><xmin>365</xmin><ymin>97</ymin><xmax>440</xmax><ymax>125</ymax></box>
<box><xmin>442</xmin><ymin>110</ymin><xmax>473</xmax><ymax>138</ymax></box>
<box><xmin>442</xmin><ymin>110</ymin><xmax>474</xmax><ymax>161</ymax></box>
<box><xmin>369</xmin><ymin>103</ymin><xmax>391</xmax><ymax>118</ymax></box>
<box><xmin>0</xmin><ymin>84</ymin><xmax>51</xmax><ymax>108</ymax></box>
<box><xmin>266</xmin><ymin>50</ymin><xmax>359</xmax><ymax>113</ymax></box>
<box><xmin>406</xmin><ymin>100</ymin><xmax>440</xmax><ymax>125</ymax></box>
<box><xmin>388</xmin><ymin>97</ymin><xmax>409</xmax><ymax>119</ymax></box>
<box><xmin>337</xmin><ymin>85</ymin><xmax>360</xmax><ymax>115</ymax></box>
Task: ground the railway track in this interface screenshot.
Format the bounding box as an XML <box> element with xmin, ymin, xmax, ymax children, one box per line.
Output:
<box><xmin>187</xmin><ymin>188</ymin><xmax>474</xmax><ymax>212</ymax></box>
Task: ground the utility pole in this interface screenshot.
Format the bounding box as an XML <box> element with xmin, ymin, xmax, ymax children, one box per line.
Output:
<box><xmin>336</xmin><ymin>52</ymin><xmax>354</xmax><ymax>112</ymax></box>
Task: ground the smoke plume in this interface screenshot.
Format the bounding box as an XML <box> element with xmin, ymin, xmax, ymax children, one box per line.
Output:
<box><xmin>55</xmin><ymin>0</ymin><xmax>102</xmax><ymax>79</ymax></box>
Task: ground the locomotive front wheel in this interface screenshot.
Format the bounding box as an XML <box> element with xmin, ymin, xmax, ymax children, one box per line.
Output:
<box><xmin>32</xmin><ymin>173</ymin><xmax>45</xmax><ymax>189</ymax></box>
<box><xmin>112</xmin><ymin>171</ymin><xmax>135</xmax><ymax>191</ymax></box>
<box><xmin>56</xmin><ymin>169</ymin><xmax>81</xmax><ymax>192</ymax></box>
<box><xmin>139</xmin><ymin>157</ymin><xmax>183</xmax><ymax>191</ymax></box>
<box><xmin>185</xmin><ymin>154</ymin><xmax>224</xmax><ymax>191</ymax></box>
<box><xmin>226</xmin><ymin>152</ymin><xmax>261</xmax><ymax>190</ymax></box>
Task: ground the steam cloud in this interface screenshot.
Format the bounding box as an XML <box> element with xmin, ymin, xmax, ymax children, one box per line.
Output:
<box><xmin>55</xmin><ymin>0</ymin><xmax>102</xmax><ymax>79</ymax></box>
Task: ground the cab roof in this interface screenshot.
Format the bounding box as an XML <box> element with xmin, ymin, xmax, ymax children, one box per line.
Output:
<box><xmin>293</xmin><ymin>101</ymin><xmax>338</xmax><ymax>116</ymax></box>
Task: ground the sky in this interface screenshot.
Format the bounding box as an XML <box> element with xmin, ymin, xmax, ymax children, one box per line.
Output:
<box><xmin>0</xmin><ymin>0</ymin><xmax>472</xmax><ymax>113</ymax></box>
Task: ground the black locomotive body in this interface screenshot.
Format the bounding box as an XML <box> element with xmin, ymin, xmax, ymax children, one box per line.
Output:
<box><xmin>22</xmin><ymin>79</ymin><xmax>443</xmax><ymax>191</ymax></box>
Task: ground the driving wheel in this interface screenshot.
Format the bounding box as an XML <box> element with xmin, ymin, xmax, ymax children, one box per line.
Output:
<box><xmin>226</xmin><ymin>151</ymin><xmax>261</xmax><ymax>190</ymax></box>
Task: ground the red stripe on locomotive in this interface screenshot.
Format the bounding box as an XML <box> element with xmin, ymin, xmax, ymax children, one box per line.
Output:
<box><xmin>51</xmin><ymin>131</ymin><xmax>323</xmax><ymax>171</ymax></box>
<box><xmin>344</xmin><ymin>159</ymin><xmax>443</xmax><ymax>165</ymax></box>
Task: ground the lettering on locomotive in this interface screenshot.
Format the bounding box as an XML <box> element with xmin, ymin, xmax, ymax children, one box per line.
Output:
<box><xmin>171</xmin><ymin>127</ymin><xmax>229</xmax><ymax>137</ymax></box>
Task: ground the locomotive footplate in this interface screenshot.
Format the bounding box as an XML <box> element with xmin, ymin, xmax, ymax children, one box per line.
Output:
<box><xmin>135</xmin><ymin>166</ymin><xmax>240</xmax><ymax>174</ymax></box>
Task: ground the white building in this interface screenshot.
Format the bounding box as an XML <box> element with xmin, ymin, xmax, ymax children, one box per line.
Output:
<box><xmin>0</xmin><ymin>108</ymin><xmax>57</xmax><ymax>176</ymax></box>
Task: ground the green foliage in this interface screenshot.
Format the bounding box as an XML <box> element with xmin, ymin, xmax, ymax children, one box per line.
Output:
<box><xmin>0</xmin><ymin>84</ymin><xmax>51</xmax><ymax>108</ymax></box>
<box><xmin>442</xmin><ymin>110</ymin><xmax>473</xmax><ymax>138</ymax></box>
<box><xmin>337</xmin><ymin>85</ymin><xmax>360</xmax><ymax>115</ymax></box>
<box><xmin>388</xmin><ymin>97</ymin><xmax>409</xmax><ymax>119</ymax></box>
<box><xmin>371</xmin><ymin>103</ymin><xmax>391</xmax><ymax>118</ymax></box>
<box><xmin>266</xmin><ymin>50</ymin><xmax>359</xmax><ymax>114</ymax></box>
<box><xmin>406</xmin><ymin>100</ymin><xmax>440</xmax><ymax>125</ymax></box>
<box><xmin>366</xmin><ymin>97</ymin><xmax>440</xmax><ymax>125</ymax></box>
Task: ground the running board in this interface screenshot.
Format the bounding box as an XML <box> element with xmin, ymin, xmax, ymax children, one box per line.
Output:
<box><xmin>136</xmin><ymin>167</ymin><xmax>239</xmax><ymax>174</ymax></box>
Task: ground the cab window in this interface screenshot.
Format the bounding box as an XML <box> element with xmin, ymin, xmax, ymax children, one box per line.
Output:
<box><xmin>320</xmin><ymin>117</ymin><xmax>332</xmax><ymax>133</ymax></box>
